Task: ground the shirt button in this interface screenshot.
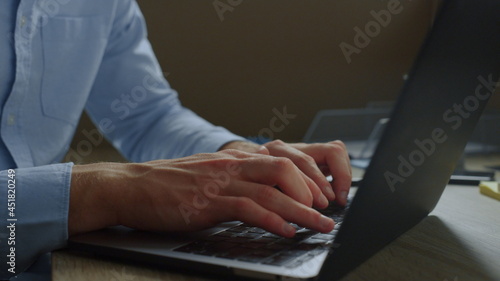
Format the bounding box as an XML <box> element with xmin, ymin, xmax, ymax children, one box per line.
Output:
<box><xmin>20</xmin><ymin>16</ymin><xmax>27</xmax><ymax>28</ymax></box>
<box><xmin>7</xmin><ymin>115</ymin><xmax>16</xmax><ymax>126</ymax></box>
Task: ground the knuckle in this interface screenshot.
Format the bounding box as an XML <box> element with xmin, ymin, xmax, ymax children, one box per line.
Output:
<box><xmin>266</xmin><ymin>139</ymin><xmax>285</xmax><ymax>148</ymax></box>
<box><xmin>328</xmin><ymin>142</ymin><xmax>346</xmax><ymax>156</ymax></box>
<box><xmin>297</xmin><ymin>154</ymin><xmax>315</xmax><ymax>167</ymax></box>
<box><xmin>331</xmin><ymin>140</ymin><xmax>347</xmax><ymax>151</ymax></box>
<box><xmin>255</xmin><ymin>185</ymin><xmax>280</xmax><ymax>203</ymax></box>
<box><xmin>220</xmin><ymin>149</ymin><xmax>245</xmax><ymax>158</ymax></box>
<box><xmin>232</xmin><ymin>197</ymin><xmax>254</xmax><ymax>212</ymax></box>
<box><xmin>272</xmin><ymin>157</ymin><xmax>295</xmax><ymax>172</ymax></box>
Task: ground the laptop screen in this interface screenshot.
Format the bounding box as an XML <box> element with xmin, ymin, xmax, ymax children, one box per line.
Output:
<box><xmin>319</xmin><ymin>0</ymin><xmax>500</xmax><ymax>279</ymax></box>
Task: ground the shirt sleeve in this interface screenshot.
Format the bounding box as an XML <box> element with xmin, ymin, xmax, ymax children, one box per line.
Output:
<box><xmin>0</xmin><ymin>164</ymin><xmax>72</xmax><ymax>280</ymax></box>
<box><xmin>85</xmin><ymin>0</ymin><xmax>245</xmax><ymax>162</ymax></box>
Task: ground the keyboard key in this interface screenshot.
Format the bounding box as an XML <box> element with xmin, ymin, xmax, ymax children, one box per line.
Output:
<box><xmin>216</xmin><ymin>247</ymin><xmax>251</xmax><ymax>259</ymax></box>
<box><xmin>252</xmin><ymin>237</ymin><xmax>279</xmax><ymax>244</ymax></box>
<box><xmin>247</xmin><ymin>227</ymin><xmax>267</xmax><ymax>234</ymax></box>
<box><xmin>235</xmin><ymin>232</ymin><xmax>262</xmax><ymax>239</ymax></box>
<box><xmin>284</xmin><ymin>252</ymin><xmax>317</xmax><ymax>268</ymax></box>
<box><xmin>293</xmin><ymin>243</ymin><xmax>321</xmax><ymax>251</ymax></box>
<box><xmin>285</xmin><ymin>259</ymin><xmax>304</xmax><ymax>268</ymax></box>
<box><xmin>280</xmin><ymin>247</ymin><xmax>310</xmax><ymax>257</ymax></box>
<box><xmin>241</xmin><ymin>242</ymin><xmax>265</xmax><ymax>249</ymax></box>
<box><xmin>262</xmin><ymin>233</ymin><xmax>281</xmax><ymax>239</ymax></box>
<box><xmin>214</xmin><ymin>231</ymin><xmax>236</xmax><ymax>238</ymax></box>
<box><xmin>275</xmin><ymin>238</ymin><xmax>299</xmax><ymax>245</ymax></box>
<box><xmin>293</xmin><ymin>231</ymin><xmax>316</xmax><ymax>241</ymax></box>
<box><xmin>226</xmin><ymin>226</ymin><xmax>252</xmax><ymax>233</ymax></box>
<box><xmin>174</xmin><ymin>199</ymin><xmax>352</xmax><ymax>264</ymax></box>
<box><xmin>302</xmin><ymin>238</ymin><xmax>332</xmax><ymax>247</ymax></box>
<box><xmin>292</xmin><ymin>245</ymin><xmax>326</xmax><ymax>258</ymax></box>
<box><xmin>264</xmin><ymin>243</ymin><xmax>290</xmax><ymax>251</ymax></box>
<box><xmin>238</xmin><ymin>249</ymin><xmax>276</xmax><ymax>263</ymax></box>
<box><xmin>308</xmin><ymin>248</ymin><xmax>328</xmax><ymax>257</ymax></box>
<box><xmin>203</xmin><ymin>242</ymin><xmax>239</xmax><ymax>255</ymax></box>
<box><xmin>295</xmin><ymin>253</ymin><xmax>316</xmax><ymax>264</ymax></box>
<box><xmin>226</xmin><ymin>237</ymin><xmax>253</xmax><ymax>243</ymax></box>
<box><xmin>311</xmin><ymin>233</ymin><xmax>335</xmax><ymax>241</ymax></box>
<box><xmin>203</xmin><ymin>235</ymin><xmax>228</xmax><ymax>242</ymax></box>
<box><xmin>248</xmin><ymin>249</ymin><xmax>277</xmax><ymax>258</ymax></box>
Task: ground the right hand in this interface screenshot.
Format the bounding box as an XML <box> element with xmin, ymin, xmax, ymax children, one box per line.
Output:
<box><xmin>68</xmin><ymin>150</ymin><xmax>335</xmax><ymax>238</ymax></box>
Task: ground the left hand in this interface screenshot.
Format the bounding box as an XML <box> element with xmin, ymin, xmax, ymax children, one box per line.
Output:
<box><xmin>220</xmin><ymin>140</ymin><xmax>352</xmax><ymax>207</ymax></box>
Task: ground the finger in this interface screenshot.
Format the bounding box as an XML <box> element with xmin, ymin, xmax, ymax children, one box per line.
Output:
<box><xmin>225</xmin><ymin>180</ymin><xmax>334</xmax><ymax>233</ymax></box>
<box><xmin>212</xmin><ymin>196</ymin><xmax>297</xmax><ymax>237</ymax></box>
<box><xmin>320</xmin><ymin>141</ymin><xmax>352</xmax><ymax>205</ymax></box>
<box><xmin>256</xmin><ymin>146</ymin><xmax>270</xmax><ymax>155</ymax></box>
<box><xmin>294</xmin><ymin>141</ymin><xmax>352</xmax><ymax>205</ymax></box>
<box><xmin>298</xmin><ymin>169</ymin><xmax>329</xmax><ymax>209</ymax></box>
<box><xmin>238</xmin><ymin>155</ymin><xmax>314</xmax><ymax>207</ymax></box>
<box><xmin>330</xmin><ymin>140</ymin><xmax>352</xmax><ymax>177</ymax></box>
<box><xmin>265</xmin><ymin>140</ymin><xmax>334</xmax><ymax>203</ymax></box>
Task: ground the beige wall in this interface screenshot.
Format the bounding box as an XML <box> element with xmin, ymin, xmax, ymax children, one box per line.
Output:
<box><xmin>70</xmin><ymin>0</ymin><xmax>499</xmax><ymax>162</ymax></box>
<box><xmin>137</xmin><ymin>0</ymin><xmax>435</xmax><ymax>141</ymax></box>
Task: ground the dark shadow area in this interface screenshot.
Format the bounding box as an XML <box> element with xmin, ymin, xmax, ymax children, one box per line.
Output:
<box><xmin>342</xmin><ymin>215</ymin><xmax>498</xmax><ymax>281</ymax></box>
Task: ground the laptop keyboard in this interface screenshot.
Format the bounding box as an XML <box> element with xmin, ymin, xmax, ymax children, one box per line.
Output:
<box><xmin>174</xmin><ymin>198</ymin><xmax>351</xmax><ymax>268</ymax></box>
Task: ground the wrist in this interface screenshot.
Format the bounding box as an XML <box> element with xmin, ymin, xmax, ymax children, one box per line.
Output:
<box><xmin>69</xmin><ymin>162</ymin><xmax>126</xmax><ymax>236</ymax></box>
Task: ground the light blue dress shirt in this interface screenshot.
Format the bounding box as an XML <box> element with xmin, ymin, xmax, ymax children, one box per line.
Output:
<box><xmin>0</xmin><ymin>0</ymin><xmax>244</xmax><ymax>279</ymax></box>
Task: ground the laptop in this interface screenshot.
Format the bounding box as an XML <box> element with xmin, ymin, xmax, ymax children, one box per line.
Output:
<box><xmin>68</xmin><ymin>0</ymin><xmax>500</xmax><ymax>280</ymax></box>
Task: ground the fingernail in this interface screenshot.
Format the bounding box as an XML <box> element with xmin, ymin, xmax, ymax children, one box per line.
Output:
<box><xmin>320</xmin><ymin>215</ymin><xmax>334</xmax><ymax>231</ymax></box>
<box><xmin>340</xmin><ymin>191</ymin><xmax>348</xmax><ymax>202</ymax></box>
<box><xmin>319</xmin><ymin>193</ymin><xmax>329</xmax><ymax>207</ymax></box>
<box><xmin>283</xmin><ymin>223</ymin><xmax>296</xmax><ymax>236</ymax></box>
<box><xmin>257</xmin><ymin>146</ymin><xmax>268</xmax><ymax>154</ymax></box>
<box><xmin>324</xmin><ymin>186</ymin><xmax>335</xmax><ymax>200</ymax></box>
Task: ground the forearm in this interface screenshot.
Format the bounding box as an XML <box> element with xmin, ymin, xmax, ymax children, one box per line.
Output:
<box><xmin>69</xmin><ymin>163</ymin><xmax>125</xmax><ymax>236</ymax></box>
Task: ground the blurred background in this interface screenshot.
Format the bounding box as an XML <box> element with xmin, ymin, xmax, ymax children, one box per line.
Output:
<box><xmin>68</xmin><ymin>0</ymin><xmax>500</xmax><ymax>163</ymax></box>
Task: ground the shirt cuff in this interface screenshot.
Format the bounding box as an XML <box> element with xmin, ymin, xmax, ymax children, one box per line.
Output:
<box><xmin>192</xmin><ymin>128</ymin><xmax>247</xmax><ymax>154</ymax></box>
<box><xmin>0</xmin><ymin>163</ymin><xmax>73</xmax><ymax>279</ymax></box>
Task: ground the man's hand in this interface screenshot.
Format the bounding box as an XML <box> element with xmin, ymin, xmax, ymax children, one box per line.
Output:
<box><xmin>220</xmin><ymin>140</ymin><xmax>352</xmax><ymax>205</ymax></box>
<box><xmin>69</xmin><ymin>149</ymin><xmax>341</xmax><ymax>237</ymax></box>
<box><xmin>69</xmin><ymin>140</ymin><xmax>351</xmax><ymax>239</ymax></box>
